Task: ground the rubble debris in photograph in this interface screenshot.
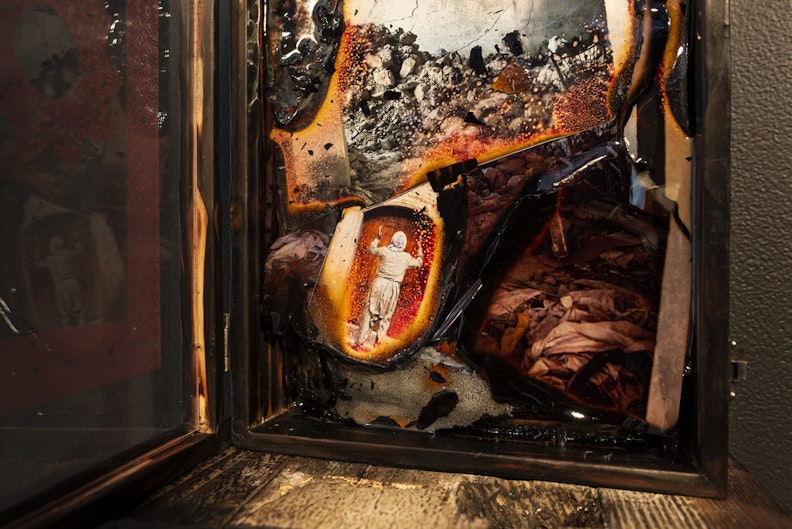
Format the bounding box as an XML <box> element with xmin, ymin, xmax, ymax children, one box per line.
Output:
<box><xmin>265</xmin><ymin>1</ymin><xmax>634</xmax><ymax>215</ymax></box>
<box><xmin>332</xmin><ymin>346</ymin><xmax>513</xmax><ymax>432</ymax></box>
<box><xmin>337</xmin><ymin>18</ymin><xmax>613</xmax><ymax>204</ymax></box>
<box><xmin>462</xmin><ymin>182</ymin><xmax>668</xmax><ymax>420</ymax></box>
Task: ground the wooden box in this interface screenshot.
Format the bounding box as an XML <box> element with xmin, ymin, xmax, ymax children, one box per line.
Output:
<box><xmin>229</xmin><ymin>0</ymin><xmax>731</xmax><ymax>498</ymax></box>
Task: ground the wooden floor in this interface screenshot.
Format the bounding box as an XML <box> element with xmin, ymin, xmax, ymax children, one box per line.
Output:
<box><xmin>102</xmin><ymin>446</ymin><xmax>791</xmax><ymax>529</ymax></box>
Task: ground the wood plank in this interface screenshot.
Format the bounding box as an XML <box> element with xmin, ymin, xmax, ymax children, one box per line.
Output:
<box><xmin>229</xmin><ymin>455</ymin><xmax>604</xmax><ymax>529</ymax></box>
<box><xmin>597</xmin><ymin>457</ymin><xmax>792</xmax><ymax>529</ymax></box>
<box><xmin>132</xmin><ymin>445</ymin><xmax>242</xmax><ymax>502</ymax></box>
<box><xmin>128</xmin><ymin>446</ymin><xmax>286</xmax><ymax>527</ymax></box>
<box><xmin>598</xmin><ymin>488</ymin><xmax>708</xmax><ymax>528</ymax></box>
<box><xmin>364</xmin><ymin>467</ymin><xmax>604</xmax><ymax>529</ymax></box>
<box><xmin>689</xmin><ymin>458</ymin><xmax>792</xmax><ymax>529</ymax></box>
<box><xmin>363</xmin><ymin>465</ymin><xmax>604</xmax><ymax>529</ymax></box>
<box><xmin>228</xmin><ymin>457</ymin><xmax>371</xmax><ymax>529</ymax></box>
<box><xmin>450</xmin><ymin>476</ymin><xmax>604</xmax><ymax>528</ymax></box>
<box><xmin>106</xmin><ymin>450</ymin><xmax>791</xmax><ymax>529</ymax></box>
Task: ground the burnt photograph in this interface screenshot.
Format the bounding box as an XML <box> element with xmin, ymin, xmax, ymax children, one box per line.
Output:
<box><xmin>263</xmin><ymin>0</ymin><xmax>693</xmax><ymax>434</ymax></box>
<box><xmin>307</xmin><ymin>183</ymin><xmax>445</xmax><ymax>365</ymax></box>
<box><xmin>266</xmin><ymin>0</ymin><xmax>629</xmax><ymax>212</ymax></box>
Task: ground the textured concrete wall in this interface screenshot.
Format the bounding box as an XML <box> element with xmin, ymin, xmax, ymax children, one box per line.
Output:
<box><xmin>729</xmin><ymin>0</ymin><xmax>792</xmax><ymax>510</ymax></box>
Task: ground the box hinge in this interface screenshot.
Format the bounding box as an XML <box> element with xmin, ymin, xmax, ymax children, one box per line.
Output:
<box><xmin>223</xmin><ymin>313</ymin><xmax>231</xmax><ymax>372</ymax></box>
<box><xmin>730</xmin><ymin>338</ymin><xmax>747</xmax><ymax>398</ymax></box>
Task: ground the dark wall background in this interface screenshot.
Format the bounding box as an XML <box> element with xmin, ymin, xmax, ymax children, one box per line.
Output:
<box><xmin>729</xmin><ymin>0</ymin><xmax>792</xmax><ymax>511</ymax></box>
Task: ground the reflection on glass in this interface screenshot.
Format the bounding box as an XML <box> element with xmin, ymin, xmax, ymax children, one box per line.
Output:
<box><xmin>0</xmin><ymin>0</ymin><xmax>185</xmax><ymax>513</ymax></box>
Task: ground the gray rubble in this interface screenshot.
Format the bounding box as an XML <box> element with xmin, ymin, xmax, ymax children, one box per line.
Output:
<box><xmin>340</xmin><ymin>25</ymin><xmax>610</xmax><ymax>204</ymax></box>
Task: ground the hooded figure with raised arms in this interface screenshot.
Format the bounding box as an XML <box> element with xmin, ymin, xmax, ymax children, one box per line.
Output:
<box><xmin>355</xmin><ymin>226</ymin><xmax>423</xmax><ymax>348</ymax></box>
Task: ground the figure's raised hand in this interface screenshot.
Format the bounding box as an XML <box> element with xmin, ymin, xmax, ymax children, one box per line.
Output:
<box><xmin>377</xmin><ymin>225</ymin><xmax>383</xmax><ymax>238</ymax></box>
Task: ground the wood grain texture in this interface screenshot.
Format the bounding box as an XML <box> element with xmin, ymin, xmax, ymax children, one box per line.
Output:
<box><xmin>228</xmin><ymin>456</ymin><xmax>604</xmax><ymax>529</ymax></box>
<box><xmin>452</xmin><ymin>476</ymin><xmax>603</xmax><ymax>528</ymax></box>
<box><xmin>128</xmin><ymin>446</ymin><xmax>286</xmax><ymax>527</ymax></box>
<box><xmin>689</xmin><ymin>459</ymin><xmax>792</xmax><ymax>529</ymax></box>
<box><xmin>598</xmin><ymin>489</ymin><xmax>707</xmax><ymax>528</ymax></box>
<box><xmin>112</xmin><ymin>447</ymin><xmax>791</xmax><ymax>529</ymax></box>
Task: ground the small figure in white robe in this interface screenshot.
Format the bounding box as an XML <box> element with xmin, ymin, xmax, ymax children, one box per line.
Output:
<box><xmin>355</xmin><ymin>226</ymin><xmax>423</xmax><ymax>348</ymax></box>
<box><xmin>38</xmin><ymin>236</ymin><xmax>85</xmax><ymax>327</ymax></box>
